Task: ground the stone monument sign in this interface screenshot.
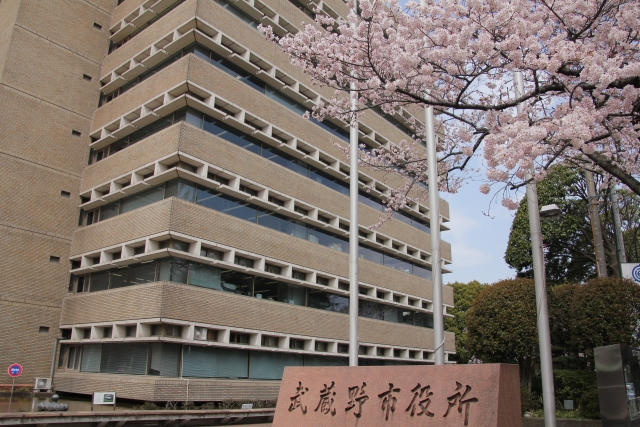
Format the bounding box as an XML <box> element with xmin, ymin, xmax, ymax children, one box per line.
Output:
<box><xmin>272</xmin><ymin>363</ymin><xmax>521</xmax><ymax>427</ymax></box>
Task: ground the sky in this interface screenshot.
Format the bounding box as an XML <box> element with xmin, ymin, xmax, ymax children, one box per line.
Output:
<box><xmin>439</xmin><ymin>157</ymin><xmax>518</xmax><ymax>285</ymax></box>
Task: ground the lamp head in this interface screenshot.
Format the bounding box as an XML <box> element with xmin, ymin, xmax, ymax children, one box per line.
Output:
<box><xmin>540</xmin><ymin>204</ymin><xmax>562</xmax><ymax>219</ymax></box>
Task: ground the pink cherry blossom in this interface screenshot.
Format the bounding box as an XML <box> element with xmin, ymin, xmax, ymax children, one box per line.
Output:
<box><xmin>259</xmin><ymin>0</ymin><xmax>640</xmax><ymax>210</ymax></box>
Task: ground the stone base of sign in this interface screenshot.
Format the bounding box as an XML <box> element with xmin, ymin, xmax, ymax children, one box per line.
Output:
<box><xmin>272</xmin><ymin>363</ymin><xmax>521</xmax><ymax>427</ymax></box>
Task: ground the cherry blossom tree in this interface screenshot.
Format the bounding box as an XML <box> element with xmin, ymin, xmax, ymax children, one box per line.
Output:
<box><xmin>259</xmin><ymin>0</ymin><xmax>640</xmax><ymax>210</ymax></box>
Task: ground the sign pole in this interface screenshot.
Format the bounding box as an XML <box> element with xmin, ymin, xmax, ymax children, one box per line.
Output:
<box><xmin>8</xmin><ymin>377</ymin><xmax>15</xmax><ymax>412</ymax></box>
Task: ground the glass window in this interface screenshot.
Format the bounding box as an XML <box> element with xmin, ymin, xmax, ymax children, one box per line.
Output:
<box><xmin>309</xmin><ymin>170</ymin><xmax>349</xmax><ymax>196</ymax></box>
<box><xmin>90</xmin><ymin>271</ymin><xmax>110</xmax><ymax>292</ymax></box>
<box><xmin>203</xmin><ymin>114</ymin><xmax>261</xmax><ymax>154</ymax></box>
<box><xmin>100</xmin><ymin>202</ymin><xmax>120</xmax><ymax>221</ymax></box>
<box><xmin>157</xmin><ymin>258</ymin><xmax>188</xmax><ymax>284</ymax></box>
<box><xmin>128</xmin><ymin>114</ymin><xmax>173</xmax><ymax>145</ymax></box>
<box><xmin>359</xmin><ymin>246</ymin><xmax>384</xmax><ymax>264</ymax></box>
<box><xmin>120</xmin><ymin>185</ymin><xmax>164</xmax><ymax>214</ymax></box>
<box><xmin>414</xmin><ymin>312</ymin><xmax>434</xmax><ymax>328</ymax></box>
<box><xmin>307</xmin><ymin>290</ymin><xmax>349</xmax><ymax>313</ymax></box>
<box><xmin>165</xmin><ymin>179</ymin><xmax>196</xmax><ymax>202</ymax></box>
<box><xmin>384</xmin><ymin>255</ymin><xmax>413</xmax><ymax>274</ymax></box>
<box><xmin>257</xmin><ymin>210</ymin><xmax>307</xmax><ymax>239</ymax></box>
<box><xmin>185</xmin><ymin>108</ymin><xmax>203</xmax><ymax>128</ymax></box>
<box><xmin>253</xmin><ymin>277</ymin><xmax>280</xmax><ymax>302</ymax></box>
<box><xmin>265</xmin><ymin>86</ymin><xmax>308</xmax><ymax>115</ymax></box>
<box><xmin>148</xmin><ymin>343</ymin><xmax>181</xmax><ymax>376</ymax></box>
<box><xmin>220</xmin><ymin>270</ymin><xmax>253</xmax><ymax>295</ymax></box>
<box><xmin>188</xmin><ymin>263</ymin><xmax>222</xmax><ymax>290</ymax></box>
<box><xmin>249</xmin><ymin>351</ymin><xmax>303</xmax><ymax>380</ymax></box>
<box><xmin>413</xmin><ymin>265</ymin><xmax>433</xmax><ymax>280</ymax></box>
<box><xmin>277</xmin><ymin>282</ymin><xmax>306</xmax><ymax>306</ymax></box>
<box><xmin>196</xmin><ymin>187</ymin><xmax>257</xmax><ymax>222</ymax></box>
<box><xmin>110</xmin><ymin>260</ymin><xmax>157</xmax><ymax>289</ymax></box>
<box><xmin>182</xmin><ymin>345</ymin><xmax>248</xmax><ymax>379</ymax></box>
<box><xmin>308</xmin><ymin>226</ymin><xmax>348</xmax><ymax>252</ymax></box>
<box><xmin>359</xmin><ymin>300</ymin><xmax>384</xmax><ymax>320</ymax></box>
<box><xmin>261</xmin><ymin>145</ymin><xmax>308</xmax><ymax>176</ymax></box>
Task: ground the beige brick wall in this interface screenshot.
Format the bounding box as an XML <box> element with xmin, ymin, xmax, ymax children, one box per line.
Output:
<box><xmin>0</xmin><ymin>226</ymin><xmax>71</xmax><ymax>306</ymax></box>
<box><xmin>1</xmin><ymin>26</ymin><xmax>103</xmax><ymax>117</ymax></box>
<box><xmin>0</xmin><ymin>86</ymin><xmax>92</xmax><ymax>175</ymax></box>
<box><xmin>69</xmin><ymin>198</ymin><xmax>453</xmax><ymax>303</ymax></box>
<box><xmin>0</xmin><ymin>0</ymin><xmax>115</xmax><ymax>387</ymax></box>
<box><xmin>0</xmin><ymin>0</ymin><xmax>21</xmax><ymax>41</ymax></box>
<box><xmin>14</xmin><ymin>0</ymin><xmax>114</xmax><ymax>64</ymax></box>
<box><xmin>0</xmin><ymin>154</ymin><xmax>80</xmax><ymax>238</ymax></box>
<box><xmin>59</xmin><ymin>282</ymin><xmax>455</xmax><ymax>351</ymax></box>
<box><xmin>0</xmin><ymin>299</ymin><xmax>61</xmax><ymax>383</ymax></box>
<box><xmin>54</xmin><ymin>372</ymin><xmax>282</xmax><ymax>401</ymax></box>
<box><xmin>77</xmin><ymin>122</ymin><xmax>452</xmax><ymax>261</ymax></box>
<box><xmin>111</xmin><ymin>0</ymin><xmax>147</xmax><ymax>25</ymax></box>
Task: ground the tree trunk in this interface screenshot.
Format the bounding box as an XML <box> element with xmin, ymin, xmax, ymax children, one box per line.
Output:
<box><xmin>519</xmin><ymin>358</ymin><xmax>535</xmax><ymax>392</ymax></box>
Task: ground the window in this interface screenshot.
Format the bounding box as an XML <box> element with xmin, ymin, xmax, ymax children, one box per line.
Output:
<box><xmin>60</xmin><ymin>329</ymin><xmax>72</xmax><ymax>339</ymax></box>
<box><xmin>318</xmin><ymin>214</ymin><xmax>331</xmax><ymax>224</ymax></box>
<box><xmin>265</xmin><ymin>264</ymin><xmax>282</xmax><ymax>275</ymax></box>
<box><xmin>262</xmin><ymin>336</ymin><xmax>279</xmax><ymax>348</ymax></box>
<box><xmin>159</xmin><ymin>239</ymin><xmax>189</xmax><ymax>252</ymax></box>
<box><xmin>338</xmin><ymin>282</ymin><xmax>349</xmax><ymax>291</ymax></box>
<box><xmin>337</xmin><ymin>344</ymin><xmax>349</xmax><ymax>354</ymax></box>
<box><xmin>377</xmin><ymin>347</ymin><xmax>386</xmax><ymax>357</ymax></box>
<box><xmin>82</xmin><ymin>328</ymin><xmax>91</xmax><ymax>339</ymax></box>
<box><xmin>66</xmin><ymin>345</ymin><xmax>81</xmax><ymax>370</ymax></box>
<box><xmin>125</xmin><ymin>325</ymin><xmax>137</xmax><ymax>337</ymax></box>
<box><xmin>230</xmin><ymin>332</ymin><xmax>250</xmax><ymax>345</ymax></box>
<box><xmin>72</xmin><ymin>130</ymin><xmax>82</xmax><ymax>137</ymax></box>
<box><xmin>234</xmin><ymin>256</ymin><xmax>254</xmax><ymax>268</ymax></box>
<box><xmin>60</xmin><ymin>190</ymin><xmax>71</xmax><ymax>198</ymax></box>
<box><xmin>289</xmin><ymin>339</ymin><xmax>304</xmax><ymax>350</ymax></box>
<box><xmin>49</xmin><ymin>256</ymin><xmax>60</xmax><ymax>263</ymax></box>
<box><xmin>134</xmin><ymin>246</ymin><xmax>145</xmax><ymax>255</ymax></box>
<box><xmin>292</xmin><ymin>270</ymin><xmax>307</xmax><ymax>281</ymax></box>
<box><xmin>268</xmin><ymin>196</ymin><xmax>285</xmax><ymax>206</ymax></box>
<box><xmin>315</xmin><ymin>341</ymin><xmax>327</xmax><ymax>352</ymax></box>
<box><xmin>39</xmin><ymin>326</ymin><xmax>49</xmax><ymax>334</ymax></box>
<box><xmin>166</xmin><ymin>325</ymin><xmax>182</xmax><ymax>338</ymax></box>
<box><xmin>316</xmin><ymin>277</ymin><xmax>329</xmax><ymax>286</ymax></box>
<box><xmin>358</xmin><ymin>346</ymin><xmax>370</xmax><ymax>355</ymax></box>
<box><xmin>194</xmin><ymin>327</ymin><xmax>218</xmax><ymax>341</ymax></box>
<box><xmin>103</xmin><ymin>326</ymin><xmax>113</xmax><ymax>338</ymax></box>
<box><xmin>294</xmin><ymin>206</ymin><xmax>308</xmax><ymax>216</ymax></box>
<box><xmin>239</xmin><ymin>185</ymin><xmax>258</xmax><ymax>197</ymax></box>
<box><xmin>82</xmin><ymin>74</ymin><xmax>92</xmax><ymax>81</ymax></box>
<box><xmin>93</xmin><ymin>22</ymin><xmax>102</xmax><ymax>30</ymax></box>
<box><xmin>200</xmin><ymin>247</ymin><xmax>223</xmax><ymax>260</ymax></box>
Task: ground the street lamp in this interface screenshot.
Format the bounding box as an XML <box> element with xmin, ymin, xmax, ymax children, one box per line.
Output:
<box><xmin>540</xmin><ymin>204</ymin><xmax>561</xmax><ymax>219</ymax></box>
<box><xmin>514</xmin><ymin>70</ymin><xmax>557</xmax><ymax>427</ymax></box>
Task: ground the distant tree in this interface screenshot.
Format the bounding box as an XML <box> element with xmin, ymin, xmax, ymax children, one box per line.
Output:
<box><xmin>567</xmin><ymin>278</ymin><xmax>640</xmax><ymax>359</ymax></box>
<box><xmin>466</xmin><ymin>278</ymin><xmax>539</xmax><ymax>390</ymax></box>
<box><xmin>444</xmin><ymin>281</ymin><xmax>487</xmax><ymax>364</ymax></box>
<box><xmin>505</xmin><ymin>165</ymin><xmax>640</xmax><ymax>283</ymax></box>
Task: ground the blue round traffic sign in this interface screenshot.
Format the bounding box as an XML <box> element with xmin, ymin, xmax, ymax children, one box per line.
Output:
<box><xmin>7</xmin><ymin>363</ymin><xmax>22</xmax><ymax>377</ymax></box>
<box><xmin>632</xmin><ymin>265</ymin><xmax>640</xmax><ymax>283</ymax></box>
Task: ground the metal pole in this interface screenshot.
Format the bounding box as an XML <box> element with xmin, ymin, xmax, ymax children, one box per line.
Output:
<box><xmin>50</xmin><ymin>337</ymin><xmax>59</xmax><ymax>388</ymax></box>
<box><xmin>418</xmin><ymin>0</ymin><xmax>444</xmax><ymax>367</ymax></box>
<box><xmin>348</xmin><ymin>0</ymin><xmax>359</xmax><ymax>367</ymax></box>
<box><xmin>8</xmin><ymin>377</ymin><xmax>15</xmax><ymax>412</ymax></box>
<box><xmin>610</xmin><ymin>189</ymin><xmax>627</xmax><ymax>278</ymax></box>
<box><xmin>514</xmin><ymin>71</ymin><xmax>556</xmax><ymax>427</ymax></box>
<box><xmin>585</xmin><ymin>170</ymin><xmax>608</xmax><ymax>277</ymax></box>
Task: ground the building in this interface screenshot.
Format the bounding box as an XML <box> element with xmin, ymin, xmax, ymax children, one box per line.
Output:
<box><xmin>0</xmin><ymin>0</ymin><xmax>454</xmax><ymax>401</ymax></box>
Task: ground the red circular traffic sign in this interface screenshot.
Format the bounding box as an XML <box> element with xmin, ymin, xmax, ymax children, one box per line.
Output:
<box><xmin>7</xmin><ymin>364</ymin><xmax>22</xmax><ymax>377</ymax></box>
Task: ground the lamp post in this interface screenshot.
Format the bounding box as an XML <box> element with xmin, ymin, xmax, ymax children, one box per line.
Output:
<box><xmin>514</xmin><ymin>71</ymin><xmax>557</xmax><ymax>427</ymax></box>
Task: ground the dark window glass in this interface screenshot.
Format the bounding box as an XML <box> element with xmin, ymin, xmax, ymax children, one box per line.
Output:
<box><xmin>257</xmin><ymin>210</ymin><xmax>307</xmax><ymax>239</ymax></box>
<box><xmin>220</xmin><ymin>270</ymin><xmax>253</xmax><ymax>295</ymax></box>
<box><xmin>110</xmin><ymin>260</ymin><xmax>157</xmax><ymax>288</ymax></box>
<box><xmin>90</xmin><ymin>271</ymin><xmax>110</xmax><ymax>292</ymax></box>
<box><xmin>307</xmin><ymin>290</ymin><xmax>349</xmax><ymax>313</ymax></box>
<box><xmin>359</xmin><ymin>246</ymin><xmax>384</xmax><ymax>265</ymax></box>
<box><xmin>196</xmin><ymin>187</ymin><xmax>257</xmax><ymax>222</ymax></box>
<box><xmin>157</xmin><ymin>258</ymin><xmax>188</xmax><ymax>284</ymax></box>
<box><xmin>100</xmin><ymin>202</ymin><xmax>120</xmax><ymax>221</ymax></box>
<box><xmin>261</xmin><ymin>145</ymin><xmax>308</xmax><ymax>176</ymax></box>
<box><xmin>253</xmin><ymin>277</ymin><xmax>280</xmax><ymax>302</ymax></box>
<box><xmin>165</xmin><ymin>178</ymin><xmax>196</xmax><ymax>202</ymax></box>
<box><xmin>359</xmin><ymin>300</ymin><xmax>384</xmax><ymax>320</ymax></box>
<box><xmin>384</xmin><ymin>254</ymin><xmax>413</xmax><ymax>275</ymax></box>
<box><xmin>120</xmin><ymin>185</ymin><xmax>164</xmax><ymax>214</ymax></box>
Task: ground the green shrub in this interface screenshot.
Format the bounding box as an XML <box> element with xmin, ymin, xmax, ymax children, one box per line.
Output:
<box><xmin>520</xmin><ymin>387</ymin><xmax>539</xmax><ymax>414</ymax></box>
<box><xmin>579</xmin><ymin>388</ymin><xmax>600</xmax><ymax>419</ymax></box>
<box><xmin>553</xmin><ymin>369</ymin><xmax>597</xmax><ymax>405</ymax></box>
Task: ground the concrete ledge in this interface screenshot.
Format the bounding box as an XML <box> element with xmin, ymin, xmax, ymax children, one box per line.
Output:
<box><xmin>522</xmin><ymin>417</ymin><xmax>601</xmax><ymax>427</ymax></box>
<box><xmin>0</xmin><ymin>408</ymin><xmax>275</xmax><ymax>426</ymax></box>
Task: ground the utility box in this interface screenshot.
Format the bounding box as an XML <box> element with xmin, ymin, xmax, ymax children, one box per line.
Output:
<box><xmin>595</xmin><ymin>344</ymin><xmax>640</xmax><ymax>427</ymax></box>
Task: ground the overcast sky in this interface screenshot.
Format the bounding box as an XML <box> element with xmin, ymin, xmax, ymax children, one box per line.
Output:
<box><xmin>438</xmin><ymin>157</ymin><xmax>518</xmax><ymax>285</ymax></box>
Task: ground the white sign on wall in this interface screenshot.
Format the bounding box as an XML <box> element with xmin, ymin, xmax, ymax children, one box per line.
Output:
<box><xmin>622</xmin><ymin>263</ymin><xmax>640</xmax><ymax>284</ymax></box>
<box><xmin>93</xmin><ymin>392</ymin><xmax>116</xmax><ymax>405</ymax></box>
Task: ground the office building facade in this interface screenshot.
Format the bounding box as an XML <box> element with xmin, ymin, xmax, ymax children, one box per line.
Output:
<box><xmin>0</xmin><ymin>0</ymin><xmax>454</xmax><ymax>401</ymax></box>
